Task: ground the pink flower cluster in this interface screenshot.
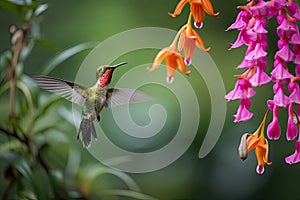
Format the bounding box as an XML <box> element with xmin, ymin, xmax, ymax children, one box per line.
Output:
<box><xmin>226</xmin><ymin>0</ymin><xmax>300</xmax><ymax>166</ymax></box>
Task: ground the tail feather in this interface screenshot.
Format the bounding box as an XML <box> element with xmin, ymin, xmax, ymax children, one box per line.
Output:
<box><xmin>78</xmin><ymin>119</ymin><xmax>97</xmax><ymax>148</ymax></box>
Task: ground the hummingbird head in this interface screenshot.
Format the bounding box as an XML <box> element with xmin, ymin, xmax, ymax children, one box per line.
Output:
<box><xmin>96</xmin><ymin>62</ymin><xmax>127</xmax><ymax>87</ymax></box>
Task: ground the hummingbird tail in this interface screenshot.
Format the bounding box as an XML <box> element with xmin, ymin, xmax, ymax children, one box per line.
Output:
<box><xmin>78</xmin><ymin>119</ymin><xmax>98</xmax><ymax>148</ymax></box>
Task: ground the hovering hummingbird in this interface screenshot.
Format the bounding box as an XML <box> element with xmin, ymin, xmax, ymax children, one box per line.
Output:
<box><xmin>31</xmin><ymin>62</ymin><xmax>150</xmax><ymax>148</ymax></box>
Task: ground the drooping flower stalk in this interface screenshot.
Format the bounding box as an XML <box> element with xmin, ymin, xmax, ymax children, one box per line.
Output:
<box><xmin>148</xmin><ymin>0</ymin><xmax>218</xmax><ymax>83</ymax></box>
<box><xmin>227</xmin><ymin>0</ymin><xmax>300</xmax><ymax>172</ymax></box>
<box><xmin>238</xmin><ymin>109</ymin><xmax>272</xmax><ymax>174</ymax></box>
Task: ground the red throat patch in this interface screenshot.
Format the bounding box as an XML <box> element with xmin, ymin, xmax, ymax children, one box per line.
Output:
<box><xmin>98</xmin><ymin>69</ymin><xmax>113</xmax><ymax>87</ymax></box>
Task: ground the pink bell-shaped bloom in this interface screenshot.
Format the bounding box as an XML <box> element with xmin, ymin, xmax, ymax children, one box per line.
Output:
<box><xmin>267</xmin><ymin>105</ymin><xmax>281</xmax><ymax>140</ymax></box>
<box><xmin>293</xmin><ymin>44</ymin><xmax>300</xmax><ymax>64</ymax></box>
<box><xmin>276</xmin><ymin>14</ymin><xmax>298</xmax><ymax>38</ymax></box>
<box><xmin>230</xmin><ymin>29</ymin><xmax>251</xmax><ymax>49</ymax></box>
<box><xmin>286</xmin><ymin>104</ymin><xmax>298</xmax><ymax>141</ymax></box>
<box><xmin>249</xmin><ymin>66</ymin><xmax>271</xmax><ymax>87</ymax></box>
<box><xmin>249</xmin><ymin>0</ymin><xmax>269</xmax><ymax>16</ymax></box>
<box><xmin>234</xmin><ymin>98</ymin><xmax>253</xmax><ymax>122</ymax></box>
<box><xmin>271</xmin><ymin>59</ymin><xmax>293</xmax><ymax>81</ymax></box>
<box><xmin>286</xmin><ymin>1</ymin><xmax>300</xmax><ymax>20</ymax></box>
<box><xmin>291</xmin><ymin>33</ymin><xmax>300</xmax><ymax>45</ymax></box>
<box><xmin>227</xmin><ymin>10</ymin><xmax>250</xmax><ymax>31</ymax></box>
<box><xmin>225</xmin><ymin>79</ymin><xmax>255</xmax><ymax>101</ymax></box>
<box><xmin>245</xmin><ymin>42</ymin><xmax>268</xmax><ymax>61</ymax></box>
<box><xmin>275</xmin><ymin>39</ymin><xmax>295</xmax><ymax>62</ymax></box>
<box><xmin>247</xmin><ymin>18</ymin><xmax>268</xmax><ymax>41</ymax></box>
<box><xmin>296</xmin><ymin>65</ymin><xmax>300</xmax><ymax>77</ymax></box>
<box><xmin>288</xmin><ymin>81</ymin><xmax>300</xmax><ymax>104</ymax></box>
<box><xmin>273</xmin><ymin>82</ymin><xmax>289</xmax><ymax>107</ymax></box>
<box><xmin>285</xmin><ymin>140</ymin><xmax>300</xmax><ymax>164</ymax></box>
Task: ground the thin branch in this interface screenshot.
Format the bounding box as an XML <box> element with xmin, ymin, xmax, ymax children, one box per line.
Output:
<box><xmin>8</xmin><ymin>23</ymin><xmax>29</xmax><ymax>118</ymax></box>
<box><xmin>0</xmin><ymin>126</ymin><xmax>27</xmax><ymax>144</ymax></box>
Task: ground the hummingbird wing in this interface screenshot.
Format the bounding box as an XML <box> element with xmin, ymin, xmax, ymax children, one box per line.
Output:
<box><xmin>105</xmin><ymin>88</ymin><xmax>151</xmax><ymax>108</ymax></box>
<box><xmin>31</xmin><ymin>75</ymin><xmax>87</xmax><ymax>106</ymax></box>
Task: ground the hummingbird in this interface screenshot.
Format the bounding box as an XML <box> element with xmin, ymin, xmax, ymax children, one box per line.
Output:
<box><xmin>31</xmin><ymin>62</ymin><xmax>150</xmax><ymax>148</ymax></box>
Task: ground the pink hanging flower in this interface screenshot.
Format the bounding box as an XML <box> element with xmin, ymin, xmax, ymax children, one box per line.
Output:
<box><xmin>234</xmin><ymin>98</ymin><xmax>253</xmax><ymax>122</ymax></box>
<box><xmin>267</xmin><ymin>105</ymin><xmax>281</xmax><ymax>140</ymax></box>
<box><xmin>286</xmin><ymin>104</ymin><xmax>298</xmax><ymax>140</ymax></box>
<box><xmin>286</xmin><ymin>140</ymin><xmax>300</xmax><ymax>164</ymax></box>
<box><xmin>227</xmin><ymin>0</ymin><xmax>300</xmax><ymax>172</ymax></box>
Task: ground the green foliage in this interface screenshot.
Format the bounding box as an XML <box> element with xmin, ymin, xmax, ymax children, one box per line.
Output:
<box><xmin>0</xmin><ymin>1</ymin><xmax>155</xmax><ymax>199</ymax></box>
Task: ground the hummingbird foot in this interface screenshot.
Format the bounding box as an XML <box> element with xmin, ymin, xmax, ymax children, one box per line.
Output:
<box><xmin>97</xmin><ymin>115</ymin><xmax>100</xmax><ymax>122</ymax></box>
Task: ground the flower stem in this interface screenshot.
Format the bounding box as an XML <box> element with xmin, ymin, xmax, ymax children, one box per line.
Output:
<box><xmin>260</xmin><ymin>109</ymin><xmax>270</xmax><ymax>137</ymax></box>
<box><xmin>169</xmin><ymin>24</ymin><xmax>187</xmax><ymax>51</ymax></box>
<box><xmin>254</xmin><ymin>109</ymin><xmax>270</xmax><ymax>136</ymax></box>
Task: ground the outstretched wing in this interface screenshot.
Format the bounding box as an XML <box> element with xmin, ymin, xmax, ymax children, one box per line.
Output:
<box><xmin>31</xmin><ymin>75</ymin><xmax>87</xmax><ymax>106</ymax></box>
<box><xmin>105</xmin><ymin>88</ymin><xmax>151</xmax><ymax>108</ymax></box>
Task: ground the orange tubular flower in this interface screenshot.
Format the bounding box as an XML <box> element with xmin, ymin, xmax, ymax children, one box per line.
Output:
<box><xmin>178</xmin><ymin>13</ymin><xmax>211</xmax><ymax>65</ymax></box>
<box><xmin>238</xmin><ymin>110</ymin><xmax>272</xmax><ymax>174</ymax></box>
<box><xmin>147</xmin><ymin>47</ymin><xmax>191</xmax><ymax>83</ymax></box>
<box><xmin>168</xmin><ymin>0</ymin><xmax>219</xmax><ymax>29</ymax></box>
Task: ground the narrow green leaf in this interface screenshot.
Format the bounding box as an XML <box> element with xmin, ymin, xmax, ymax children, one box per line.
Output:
<box><xmin>16</xmin><ymin>80</ymin><xmax>34</xmax><ymax>117</ymax></box>
<box><xmin>0</xmin><ymin>50</ymin><xmax>12</xmax><ymax>68</ymax></box>
<box><xmin>1</xmin><ymin>151</ymin><xmax>33</xmax><ymax>180</ymax></box>
<box><xmin>0</xmin><ymin>1</ymin><xmax>23</xmax><ymax>18</ymax></box>
<box><xmin>0</xmin><ymin>140</ymin><xmax>23</xmax><ymax>156</ymax></box>
<box><xmin>35</xmin><ymin>39</ymin><xmax>61</xmax><ymax>51</ymax></box>
<box><xmin>32</xmin><ymin>125</ymin><xmax>57</xmax><ymax>135</ymax></box>
<box><xmin>17</xmin><ymin>189</ymin><xmax>37</xmax><ymax>200</ymax></box>
<box><xmin>0</xmin><ymin>0</ymin><xmax>38</xmax><ymax>19</ymax></box>
<box><xmin>34</xmin><ymin>97</ymin><xmax>61</xmax><ymax>121</ymax></box>
<box><xmin>65</xmin><ymin>147</ymin><xmax>80</xmax><ymax>178</ymax></box>
<box><xmin>79</xmin><ymin>165</ymin><xmax>140</xmax><ymax>193</ymax></box>
<box><xmin>41</xmin><ymin>41</ymin><xmax>99</xmax><ymax>75</ymax></box>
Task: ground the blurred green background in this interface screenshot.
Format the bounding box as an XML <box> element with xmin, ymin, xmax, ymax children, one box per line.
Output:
<box><xmin>1</xmin><ymin>0</ymin><xmax>300</xmax><ymax>199</ymax></box>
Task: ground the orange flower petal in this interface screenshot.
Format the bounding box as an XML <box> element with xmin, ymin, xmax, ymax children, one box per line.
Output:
<box><xmin>166</xmin><ymin>53</ymin><xmax>179</xmax><ymax>71</ymax></box>
<box><xmin>191</xmin><ymin>29</ymin><xmax>211</xmax><ymax>52</ymax></box>
<box><xmin>178</xmin><ymin>31</ymin><xmax>187</xmax><ymax>52</ymax></box>
<box><xmin>190</xmin><ymin>2</ymin><xmax>205</xmax><ymax>24</ymax></box>
<box><xmin>200</xmin><ymin>0</ymin><xmax>220</xmax><ymax>17</ymax></box>
<box><xmin>166</xmin><ymin>66</ymin><xmax>177</xmax><ymax>83</ymax></box>
<box><xmin>176</xmin><ymin>54</ymin><xmax>191</xmax><ymax>75</ymax></box>
<box><xmin>147</xmin><ymin>48</ymin><xmax>169</xmax><ymax>72</ymax></box>
<box><xmin>261</xmin><ymin>139</ymin><xmax>272</xmax><ymax>165</ymax></box>
<box><xmin>183</xmin><ymin>37</ymin><xmax>196</xmax><ymax>60</ymax></box>
<box><xmin>168</xmin><ymin>0</ymin><xmax>189</xmax><ymax>17</ymax></box>
<box><xmin>246</xmin><ymin>133</ymin><xmax>260</xmax><ymax>153</ymax></box>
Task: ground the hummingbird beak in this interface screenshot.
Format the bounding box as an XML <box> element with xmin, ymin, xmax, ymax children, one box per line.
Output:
<box><xmin>112</xmin><ymin>62</ymin><xmax>128</xmax><ymax>69</ymax></box>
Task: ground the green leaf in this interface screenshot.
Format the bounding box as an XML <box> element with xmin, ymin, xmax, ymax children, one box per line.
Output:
<box><xmin>65</xmin><ymin>147</ymin><xmax>80</xmax><ymax>178</ymax></box>
<box><xmin>32</xmin><ymin>125</ymin><xmax>57</xmax><ymax>135</ymax></box>
<box><xmin>35</xmin><ymin>39</ymin><xmax>61</xmax><ymax>51</ymax></box>
<box><xmin>0</xmin><ymin>140</ymin><xmax>24</xmax><ymax>156</ymax></box>
<box><xmin>0</xmin><ymin>50</ymin><xmax>12</xmax><ymax>68</ymax></box>
<box><xmin>22</xmin><ymin>75</ymin><xmax>40</xmax><ymax>106</ymax></box>
<box><xmin>1</xmin><ymin>151</ymin><xmax>33</xmax><ymax>180</ymax></box>
<box><xmin>16</xmin><ymin>80</ymin><xmax>34</xmax><ymax>117</ymax></box>
<box><xmin>78</xmin><ymin>165</ymin><xmax>140</xmax><ymax>194</ymax></box>
<box><xmin>31</xmin><ymin>168</ymin><xmax>53</xmax><ymax>199</ymax></box>
<box><xmin>34</xmin><ymin>97</ymin><xmax>61</xmax><ymax>121</ymax></box>
<box><xmin>0</xmin><ymin>0</ymin><xmax>38</xmax><ymax>19</ymax></box>
<box><xmin>0</xmin><ymin>1</ymin><xmax>24</xmax><ymax>18</ymax></box>
<box><xmin>41</xmin><ymin>41</ymin><xmax>99</xmax><ymax>75</ymax></box>
<box><xmin>17</xmin><ymin>189</ymin><xmax>37</xmax><ymax>200</ymax></box>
